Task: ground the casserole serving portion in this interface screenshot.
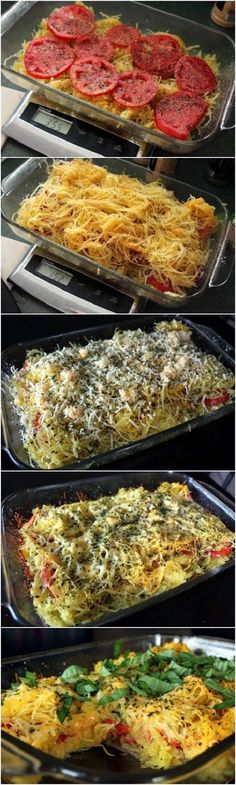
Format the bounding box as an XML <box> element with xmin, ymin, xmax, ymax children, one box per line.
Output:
<box><xmin>1</xmin><ymin>634</ymin><xmax>235</xmax><ymax>784</ymax></box>
<box><xmin>1</xmin><ymin>2</ymin><xmax>235</xmax><ymax>153</ymax></box>
<box><xmin>1</xmin><ymin>158</ymin><xmax>231</xmax><ymax>306</ymax></box>
<box><xmin>3</xmin><ymin>319</ymin><xmax>235</xmax><ymax>470</ymax></box>
<box><xmin>1</xmin><ymin>472</ymin><xmax>235</xmax><ymax>628</ymax></box>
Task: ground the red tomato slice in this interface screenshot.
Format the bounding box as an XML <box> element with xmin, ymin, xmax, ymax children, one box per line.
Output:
<box><xmin>74</xmin><ymin>34</ymin><xmax>114</xmax><ymax>62</ymax></box>
<box><xmin>180</xmin><ymin>549</ymin><xmax>194</xmax><ymax>555</ymax></box>
<box><xmin>115</xmin><ymin>723</ymin><xmax>130</xmax><ymax>735</ymax></box>
<box><xmin>159</xmin><ymin>729</ymin><xmax>182</xmax><ymax>749</ymax></box>
<box><xmin>154</xmin><ymin>92</ymin><xmax>207</xmax><ymax>140</ymax></box>
<box><xmin>47</xmin><ymin>4</ymin><xmax>95</xmax><ymax>42</ymax></box>
<box><xmin>33</xmin><ymin>412</ymin><xmax>41</xmax><ymax>431</ymax></box>
<box><xmin>41</xmin><ymin>562</ymin><xmax>56</xmax><ymax>588</ymax></box>
<box><xmin>58</xmin><ymin>734</ymin><xmax>68</xmax><ymax>743</ymax></box>
<box><xmin>24</xmin><ymin>37</ymin><xmax>75</xmax><ymax>78</ymax></box>
<box><xmin>70</xmin><ymin>56</ymin><xmax>119</xmax><ymax>95</ymax></box>
<box><xmin>205</xmin><ymin>392</ymin><xmax>230</xmax><ymax>406</ymax></box>
<box><xmin>147</xmin><ymin>275</ymin><xmax>175</xmax><ymax>292</ymax></box>
<box><xmin>175</xmin><ymin>55</ymin><xmax>217</xmax><ymax>96</ymax></box>
<box><xmin>112</xmin><ymin>70</ymin><xmax>157</xmax><ymax>108</ymax></box>
<box><xmin>26</xmin><ymin>514</ymin><xmax>36</xmax><ymax>528</ymax></box>
<box><xmin>209</xmin><ymin>546</ymin><xmax>233</xmax><ymax>558</ymax></box>
<box><xmin>105</xmin><ymin>24</ymin><xmax>141</xmax><ymax>49</ymax></box>
<box><xmin>131</xmin><ymin>34</ymin><xmax>182</xmax><ymax>78</ymax></box>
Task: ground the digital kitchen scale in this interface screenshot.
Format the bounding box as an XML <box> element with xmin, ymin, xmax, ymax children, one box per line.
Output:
<box><xmin>2</xmin><ymin>236</ymin><xmax>145</xmax><ymax>314</ymax></box>
<box><xmin>2</xmin><ymin>86</ymin><xmax>158</xmax><ymax>161</ymax></box>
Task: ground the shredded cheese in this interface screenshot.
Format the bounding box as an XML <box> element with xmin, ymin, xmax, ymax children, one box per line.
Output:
<box><xmin>18</xmin><ymin>482</ymin><xmax>235</xmax><ymax>626</ymax></box>
<box><xmin>2</xmin><ymin>642</ymin><xmax>234</xmax><ymax>773</ymax></box>
<box><xmin>8</xmin><ymin>320</ymin><xmax>234</xmax><ymax>470</ymax></box>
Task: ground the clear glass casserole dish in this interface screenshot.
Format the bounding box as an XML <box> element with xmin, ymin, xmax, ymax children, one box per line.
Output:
<box><xmin>1</xmin><ymin>470</ymin><xmax>235</xmax><ymax>627</ymax></box>
<box><xmin>1</xmin><ymin>1</ymin><xmax>235</xmax><ymax>154</ymax></box>
<box><xmin>1</xmin><ymin>633</ymin><xmax>235</xmax><ymax>784</ymax></box>
<box><xmin>1</xmin><ymin>157</ymin><xmax>231</xmax><ymax>307</ymax></box>
<box><xmin>1</xmin><ymin>315</ymin><xmax>235</xmax><ymax>471</ymax></box>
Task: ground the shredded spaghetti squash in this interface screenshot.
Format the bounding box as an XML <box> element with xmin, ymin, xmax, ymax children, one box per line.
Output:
<box><xmin>15</xmin><ymin>159</ymin><xmax>218</xmax><ymax>293</ymax></box>
<box><xmin>18</xmin><ymin>481</ymin><xmax>234</xmax><ymax>625</ymax></box>
<box><xmin>11</xmin><ymin>4</ymin><xmax>220</xmax><ymax>136</ymax></box>
<box><xmin>2</xmin><ymin>641</ymin><xmax>235</xmax><ymax>772</ymax></box>
<box><xmin>8</xmin><ymin>320</ymin><xmax>234</xmax><ymax>470</ymax></box>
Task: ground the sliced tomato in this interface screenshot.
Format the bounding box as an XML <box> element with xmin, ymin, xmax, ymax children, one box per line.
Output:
<box><xmin>209</xmin><ymin>546</ymin><xmax>233</xmax><ymax>558</ymax></box>
<box><xmin>154</xmin><ymin>92</ymin><xmax>207</xmax><ymax>140</ymax></box>
<box><xmin>47</xmin><ymin>4</ymin><xmax>95</xmax><ymax>42</ymax></box>
<box><xmin>131</xmin><ymin>34</ymin><xmax>182</xmax><ymax>78</ymax></box>
<box><xmin>198</xmin><ymin>225</ymin><xmax>214</xmax><ymax>237</ymax></box>
<box><xmin>24</xmin><ymin>37</ymin><xmax>74</xmax><ymax>79</ymax></box>
<box><xmin>26</xmin><ymin>514</ymin><xmax>36</xmax><ymax>528</ymax></box>
<box><xmin>180</xmin><ymin>549</ymin><xmax>194</xmax><ymax>555</ymax></box>
<box><xmin>70</xmin><ymin>56</ymin><xmax>119</xmax><ymax>95</ymax></box>
<box><xmin>174</xmin><ymin>55</ymin><xmax>217</xmax><ymax>95</ymax></box>
<box><xmin>147</xmin><ymin>275</ymin><xmax>175</xmax><ymax>292</ymax></box>
<box><xmin>33</xmin><ymin>412</ymin><xmax>41</xmax><ymax>431</ymax></box>
<box><xmin>105</xmin><ymin>24</ymin><xmax>141</xmax><ymax>49</ymax></box>
<box><xmin>41</xmin><ymin>562</ymin><xmax>56</xmax><ymax>588</ymax></box>
<box><xmin>58</xmin><ymin>733</ymin><xmax>68</xmax><ymax>743</ymax></box>
<box><xmin>159</xmin><ymin>729</ymin><xmax>182</xmax><ymax>749</ymax></box>
<box><xmin>112</xmin><ymin>70</ymin><xmax>157</xmax><ymax>108</ymax></box>
<box><xmin>74</xmin><ymin>33</ymin><xmax>114</xmax><ymax>62</ymax></box>
<box><xmin>204</xmin><ymin>392</ymin><xmax>230</xmax><ymax>406</ymax></box>
<box><xmin>115</xmin><ymin>723</ymin><xmax>130</xmax><ymax>735</ymax></box>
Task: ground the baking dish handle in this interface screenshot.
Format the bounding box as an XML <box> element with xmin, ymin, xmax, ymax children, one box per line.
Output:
<box><xmin>209</xmin><ymin>222</ymin><xmax>235</xmax><ymax>288</ymax></box>
<box><xmin>200</xmin><ymin>480</ymin><xmax>235</xmax><ymax>511</ymax></box>
<box><xmin>220</xmin><ymin>84</ymin><xmax>235</xmax><ymax>130</ymax></box>
<box><xmin>1</xmin><ymin>158</ymin><xmax>36</xmax><ymax>196</ymax></box>
<box><xmin>194</xmin><ymin>322</ymin><xmax>234</xmax><ymax>359</ymax></box>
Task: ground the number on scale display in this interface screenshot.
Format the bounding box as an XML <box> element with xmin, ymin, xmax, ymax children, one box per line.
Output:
<box><xmin>32</xmin><ymin>108</ymin><xmax>72</xmax><ymax>135</ymax></box>
<box><xmin>36</xmin><ymin>260</ymin><xmax>73</xmax><ymax>286</ymax></box>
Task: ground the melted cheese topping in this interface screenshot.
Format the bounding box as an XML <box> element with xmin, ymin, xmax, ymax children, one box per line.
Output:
<box><xmin>19</xmin><ymin>482</ymin><xmax>234</xmax><ymax>626</ymax></box>
<box><xmin>2</xmin><ymin>643</ymin><xmax>234</xmax><ymax>773</ymax></box>
<box><xmin>15</xmin><ymin>160</ymin><xmax>218</xmax><ymax>293</ymax></box>
<box><xmin>10</xmin><ymin>6</ymin><xmax>220</xmax><ymax>137</ymax></box>
<box><xmin>9</xmin><ymin>320</ymin><xmax>234</xmax><ymax>470</ymax></box>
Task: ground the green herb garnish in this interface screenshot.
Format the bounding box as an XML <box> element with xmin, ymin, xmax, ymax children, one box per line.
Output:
<box><xmin>61</xmin><ymin>664</ymin><xmax>88</xmax><ymax>684</ymax></box>
<box><xmin>113</xmin><ymin>640</ymin><xmax>124</xmax><ymax>659</ymax></box>
<box><xmin>57</xmin><ymin>695</ymin><xmax>73</xmax><ymax>723</ymax></box>
<box><xmin>99</xmin><ymin>688</ymin><xmax>129</xmax><ymax>705</ymax></box>
<box><xmin>20</xmin><ymin>671</ymin><xmax>37</xmax><ymax>687</ymax></box>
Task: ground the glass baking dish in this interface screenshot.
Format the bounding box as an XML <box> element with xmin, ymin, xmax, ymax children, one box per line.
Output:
<box><xmin>1</xmin><ymin>633</ymin><xmax>235</xmax><ymax>784</ymax></box>
<box><xmin>1</xmin><ymin>157</ymin><xmax>232</xmax><ymax>307</ymax></box>
<box><xmin>1</xmin><ymin>1</ymin><xmax>235</xmax><ymax>154</ymax></box>
<box><xmin>1</xmin><ymin>470</ymin><xmax>235</xmax><ymax>627</ymax></box>
<box><xmin>1</xmin><ymin>315</ymin><xmax>235</xmax><ymax>471</ymax></box>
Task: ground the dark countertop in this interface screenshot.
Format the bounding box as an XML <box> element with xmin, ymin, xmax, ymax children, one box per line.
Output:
<box><xmin>2</xmin><ymin>1</ymin><xmax>235</xmax><ymax>158</ymax></box>
<box><xmin>1</xmin><ymin>471</ymin><xmax>235</xmax><ymax>628</ymax></box>
<box><xmin>1</xmin><ymin>314</ymin><xmax>235</xmax><ymax>470</ymax></box>
<box><xmin>1</xmin><ymin>156</ymin><xmax>235</xmax><ymax>314</ymax></box>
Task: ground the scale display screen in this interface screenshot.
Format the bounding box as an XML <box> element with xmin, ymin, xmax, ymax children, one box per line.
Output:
<box><xmin>26</xmin><ymin>254</ymin><xmax>137</xmax><ymax>312</ymax></box>
<box><xmin>36</xmin><ymin>260</ymin><xmax>73</xmax><ymax>285</ymax></box>
<box><xmin>32</xmin><ymin>108</ymin><xmax>72</xmax><ymax>135</ymax></box>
